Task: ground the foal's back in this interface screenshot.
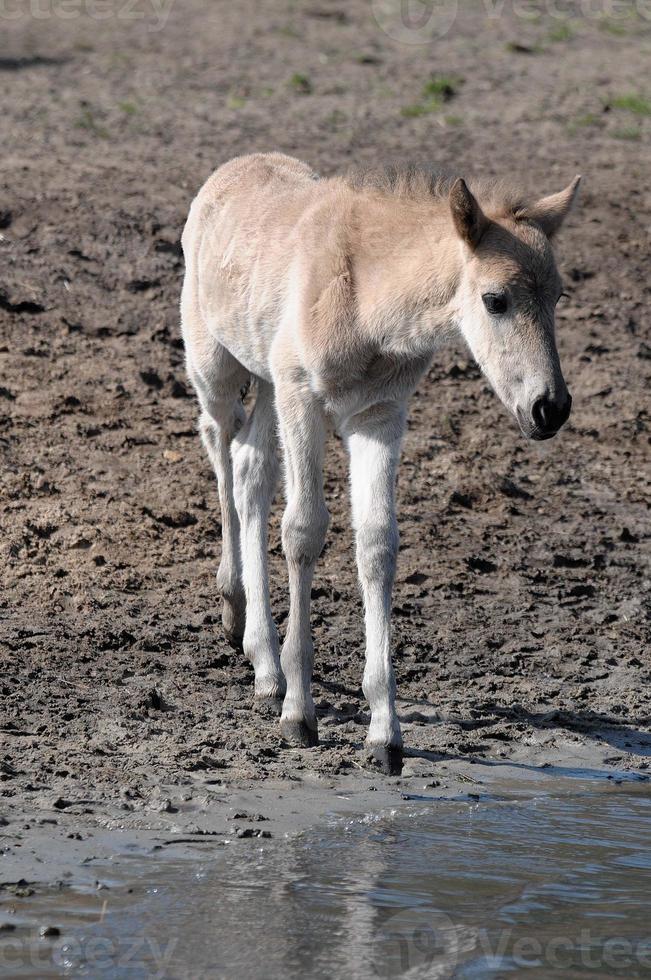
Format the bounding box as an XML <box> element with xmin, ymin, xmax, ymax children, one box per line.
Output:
<box><xmin>181</xmin><ymin>152</ymin><xmax>322</xmax><ymax>381</ymax></box>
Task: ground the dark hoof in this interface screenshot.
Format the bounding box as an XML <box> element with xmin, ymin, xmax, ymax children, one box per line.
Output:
<box><xmin>254</xmin><ymin>696</ymin><xmax>284</xmax><ymax>717</ymax></box>
<box><xmin>366</xmin><ymin>745</ymin><xmax>403</xmax><ymax>776</ymax></box>
<box><xmin>221</xmin><ymin>596</ymin><xmax>245</xmax><ymax>650</ymax></box>
<box><xmin>223</xmin><ymin>628</ymin><xmax>244</xmax><ymax>653</ymax></box>
<box><xmin>280</xmin><ymin>719</ymin><xmax>319</xmax><ymax>748</ymax></box>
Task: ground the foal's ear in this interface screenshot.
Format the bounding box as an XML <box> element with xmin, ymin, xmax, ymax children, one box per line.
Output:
<box><xmin>449</xmin><ymin>178</ymin><xmax>488</xmax><ymax>249</ymax></box>
<box><xmin>518</xmin><ymin>175</ymin><xmax>582</xmax><ymax>239</ymax></box>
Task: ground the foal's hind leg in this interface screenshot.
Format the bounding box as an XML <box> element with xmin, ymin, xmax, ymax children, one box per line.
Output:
<box><xmin>200</xmin><ymin>409</ymin><xmax>246</xmax><ymax>645</ymax></box>
<box><xmin>192</xmin><ymin>345</ymin><xmax>249</xmax><ymax>647</ymax></box>
<box><xmin>232</xmin><ymin>380</ymin><xmax>285</xmax><ymax>707</ymax></box>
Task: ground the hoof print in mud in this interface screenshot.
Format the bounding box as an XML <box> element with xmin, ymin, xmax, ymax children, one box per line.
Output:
<box><xmin>280</xmin><ymin>720</ymin><xmax>319</xmax><ymax>748</ymax></box>
<box><xmin>366</xmin><ymin>746</ymin><xmax>403</xmax><ymax>776</ymax></box>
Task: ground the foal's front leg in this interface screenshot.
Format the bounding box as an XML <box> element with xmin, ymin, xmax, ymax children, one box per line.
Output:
<box><xmin>275</xmin><ymin>377</ymin><xmax>329</xmax><ymax>747</ymax></box>
<box><xmin>342</xmin><ymin>401</ymin><xmax>407</xmax><ymax>775</ymax></box>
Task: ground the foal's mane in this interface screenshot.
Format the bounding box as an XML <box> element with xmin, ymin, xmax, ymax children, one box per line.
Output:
<box><xmin>343</xmin><ymin>164</ymin><xmax>528</xmax><ymax>219</ymax></box>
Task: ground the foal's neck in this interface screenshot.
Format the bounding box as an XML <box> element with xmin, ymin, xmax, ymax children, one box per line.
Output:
<box><xmin>353</xmin><ymin>194</ymin><xmax>462</xmax><ymax>353</ymax></box>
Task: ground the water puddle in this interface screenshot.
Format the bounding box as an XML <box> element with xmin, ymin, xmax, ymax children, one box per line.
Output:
<box><xmin>2</xmin><ymin>780</ymin><xmax>651</xmax><ymax>978</ymax></box>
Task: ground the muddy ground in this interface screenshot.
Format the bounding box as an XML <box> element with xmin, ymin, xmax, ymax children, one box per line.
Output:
<box><xmin>1</xmin><ymin>0</ymin><xmax>650</xmax><ymax>885</ymax></box>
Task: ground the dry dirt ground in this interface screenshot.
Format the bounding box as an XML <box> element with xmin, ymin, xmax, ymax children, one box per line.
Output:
<box><xmin>1</xmin><ymin>0</ymin><xmax>650</xmax><ymax>844</ymax></box>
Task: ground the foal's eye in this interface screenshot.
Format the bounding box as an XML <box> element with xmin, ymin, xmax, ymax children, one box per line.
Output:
<box><xmin>482</xmin><ymin>292</ymin><xmax>508</xmax><ymax>316</ymax></box>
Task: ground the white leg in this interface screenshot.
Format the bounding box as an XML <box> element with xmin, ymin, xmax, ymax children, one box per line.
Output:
<box><xmin>342</xmin><ymin>401</ymin><xmax>407</xmax><ymax>775</ymax></box>
<box><xmin>191</xmin><ymin>342</ymin><xmax>248</xmax><ymax>647</ymax></box>
<box><xmin>232</xmin><ymin>381</ymin><xmax>285</xmax><ymax>703</ymax></box>
<box><xmin>275</xmin><ymin>381</ymin><xmax>329</xmax><ymax>747</ymax></box>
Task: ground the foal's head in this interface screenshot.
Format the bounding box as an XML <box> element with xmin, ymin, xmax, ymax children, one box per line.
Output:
<box><xmin>449</xmin><ymin>176</ymin><xmax>580</xmax><ymax>440</ymax></box>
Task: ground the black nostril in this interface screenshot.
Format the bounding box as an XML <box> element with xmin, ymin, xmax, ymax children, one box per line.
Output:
<box><xmin>532</xmin><ymin>393</ymin><xmax>572</xmax><ymax>434</ymax></box>
<box><xmin>532</xmin><ymin>395</ymin><xmax>550</xmax><ymax>432</ymax></box>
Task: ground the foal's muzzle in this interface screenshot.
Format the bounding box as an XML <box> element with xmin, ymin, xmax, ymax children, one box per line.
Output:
<box><xmin>527</xmin><ymin>392</ymin><xmax>572</xmax><ymax>440</ymax></box>
<box><xmin>518</xmin><ymin>391</ymin><xmax>572</xmax><ymax>440</ymax></box>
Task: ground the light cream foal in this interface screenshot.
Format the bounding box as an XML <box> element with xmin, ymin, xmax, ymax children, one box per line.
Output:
<box><xmin>181</xmin><ymin>153</ymin><xmax>580</xmax><ymax>774</ymax></box>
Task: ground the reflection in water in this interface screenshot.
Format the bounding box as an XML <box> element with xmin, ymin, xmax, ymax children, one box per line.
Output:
<box><xmin>4</xmin><ymin>786</ymin><xmax>651</xmax><ymax>978</ymax></box>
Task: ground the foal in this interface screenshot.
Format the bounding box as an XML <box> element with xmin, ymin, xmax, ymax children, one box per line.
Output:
<box><xmin>181</xmin><ymin>153</ymin><xmax>580</xmax><ymax>774</ymax></box>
